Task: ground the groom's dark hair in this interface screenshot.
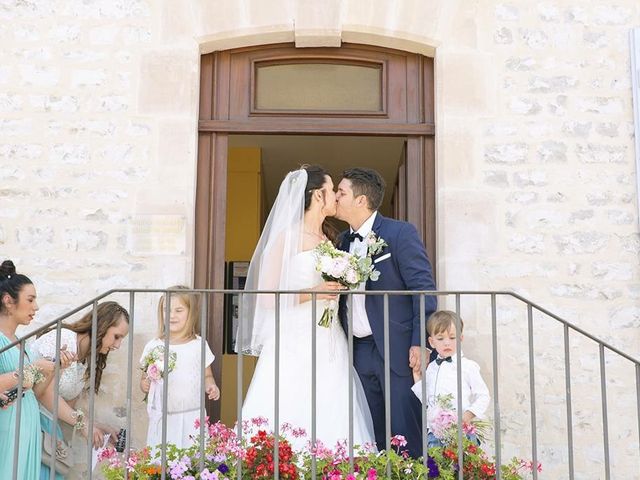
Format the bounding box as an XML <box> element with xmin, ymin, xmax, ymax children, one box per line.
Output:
<box><xmin>342</xmin><ymin>167</ymin><xmax>386</xmax><ymax>211</ymax></box>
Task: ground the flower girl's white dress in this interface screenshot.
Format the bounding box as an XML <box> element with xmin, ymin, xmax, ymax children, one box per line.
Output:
<box><xmin>140</xmin><ymin>337</ymin><xmax>214</xmax><ymax>449</ymax></box>
<box><xmin>241</xmin><ymin>250</ymin><xmax>375</xmax><ymax>451</ymax></box>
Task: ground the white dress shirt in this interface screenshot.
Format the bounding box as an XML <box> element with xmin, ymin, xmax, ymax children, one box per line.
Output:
<box><xmin>411</xmin><ymin>352</ymin><xmax>490</xmax><ymax>429</ymax></box>
<box><xmin>348</xmin><ymin>211</ymin><xmax>377</xmax><ymax>338</ymax></box>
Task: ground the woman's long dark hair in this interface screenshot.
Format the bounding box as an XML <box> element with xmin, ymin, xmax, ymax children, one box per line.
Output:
<box><xmin>302</xmin><ymin>164</ymin><xmax>339</xmax><ymax>243</ymax></box>
<box><xmin>41</xmin><ymin>301</ymin><xmax>130</xmax><ymax>394</ymax></box>
<box><xmin>0</xmin><ymin>260</ymin><xmax>33</xmax><ymax>314</ymax></box>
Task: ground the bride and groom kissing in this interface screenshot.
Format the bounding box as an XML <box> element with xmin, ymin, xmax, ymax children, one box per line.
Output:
<box><xmin>238</xmin><ymin>165</ymin><xmax>437</xmax><ymax>458</ymax></box>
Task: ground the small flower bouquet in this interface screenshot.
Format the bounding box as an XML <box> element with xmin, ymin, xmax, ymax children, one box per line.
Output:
<box><xmin>140</xmin><ymin>345</ymin><xmax>177</xmax><ymax>401</ymax></box>
<box><xmin>23</xmin><ymin>364</ymin><xmax>46</xmax><ymax>388</ymax></box>
<box><xmin>313</xmin><ymin>240</ymin><xmax>382</xmax><ymax>327</ymax></box>
<box><xmin>430</xmin><ymin>394</ymin><xmax>490</xmax><ymax>446</ymax></box>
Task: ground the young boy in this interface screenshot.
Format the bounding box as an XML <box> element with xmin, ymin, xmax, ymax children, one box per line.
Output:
<box><xmin>412</xmin><ymin>310</ymin><xmax>490</xmax><ymax>447</ymax></box>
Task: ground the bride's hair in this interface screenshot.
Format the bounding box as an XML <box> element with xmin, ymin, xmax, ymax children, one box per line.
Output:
<box><xmin>301</xmin><ymin>164</ymin><xmax>338</xmax><ymax>243</ymax></box>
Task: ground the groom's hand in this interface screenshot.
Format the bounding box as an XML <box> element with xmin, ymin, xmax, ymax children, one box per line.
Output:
<box><xmin>409</xmin><ymin>346</ymin><xmax>429</xmax><ymax>374</ymax></box>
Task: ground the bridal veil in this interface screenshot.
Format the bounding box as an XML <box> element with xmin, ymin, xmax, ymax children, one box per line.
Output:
<box><xmin>236</xmin><ymin>168</ymin><xmax>307</xmax><ymax>356</ymax></box>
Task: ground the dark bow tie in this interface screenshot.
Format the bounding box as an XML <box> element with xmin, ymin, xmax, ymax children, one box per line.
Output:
<box><xmin>347</xmin><ymin>232</ymin><xmax>364</xmax><ymax>243</ymax></box>
<box><xmin>435</xmin><ymin>356</ymin><xmax>452</xmax><ymax>365</ymax></box>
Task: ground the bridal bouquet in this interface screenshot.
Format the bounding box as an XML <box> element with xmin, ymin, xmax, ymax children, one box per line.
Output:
<box><xmin>140</xmin><ymin>345</ymin><xmax>176</xmax><ymax>402</ymax></box>
<box><xmin>313</xmin><ymin>240</ymin><xmax>381</xmax><ymax>327</ymax></box>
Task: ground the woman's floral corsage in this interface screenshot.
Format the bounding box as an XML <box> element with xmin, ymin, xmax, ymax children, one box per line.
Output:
<box><xmin>140</xmin><ymin>345</ymin><xmax>177</xmax><ymax>402</ymax></box>
<box><xmin>22</xmin><ymin>364</ymin><xmax>46</xmax><ymax>388</ymax></box>
<box><xmin>364</xmin><ymin>231</ymin><xmax>387</xmax><ymax>257</ymax></box>
<box><xmin>313</xmin><ymin>240</ymin><xmax>381</xmax><ymax>327</ymax></box>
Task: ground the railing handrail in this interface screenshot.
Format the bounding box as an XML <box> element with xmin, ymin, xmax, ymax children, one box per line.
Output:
<box><xmin>1</xmin><ymin>288</ymin><xmax>638</xmax><ymax>365</ymax></box>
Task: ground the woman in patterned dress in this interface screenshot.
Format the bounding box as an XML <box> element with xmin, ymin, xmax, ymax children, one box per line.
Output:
<box><xmin>31</xmin><ymin>301</ymin><xmax>130</xmax><ymax>479</ymax></box>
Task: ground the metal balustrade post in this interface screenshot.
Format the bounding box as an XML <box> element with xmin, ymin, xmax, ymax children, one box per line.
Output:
<box><xmin>236</xmin><ymin>293</ymin><xmax>244</xmax><ymax>480</ymax></box>
<box><xmin>348</xmin><ymin>293</ymin><xmax>354</xmax><ymax>475</ymax></box>
<box><xmin>637</xmin><ymin>364</ymin><xmax>640</xmax><ymax>468</ymax></box>
<box><xmin>491</xmin><ymin>294</ymin><xmax>501</xmax><ymax>480</ymax></box>
<box><xmin>161</xmin><ymin>293</ymin><xmax>171</xmax><ymax>480</ymax></box>
<box><xmin>383</xmin><ymin>294</ymin><xmax>391</xmax><ymax>478</ymax></box>
<box><xmin>124</xmin><ymin>292</ymin><xmax>135</xmax><ymax>480</ymax></box>
<box><xmin>274</xmin><ymin>292</ymin><xmax>280</xmax><ymax>480</ymax></box>
<box><xmin>527</xmin><ymin>304</ymin><xmax>538</xmax><ymax>480</ymax></box>
<box><xmin>11</xmin><ymin>341</ymin><xmax>25</xmax><ymax>480</ymax></box>
<box><xmin>199</xmin><ymin>293</ymin><xmax>208</xmax><ymax>473</ymax></box>
<box><xmin>87</xmin><ymin>302</ymin><xmax>98</xmax><ymax>480</ymax></box>
<box><xmin>600</xmin><ymin>344</ymin><xmax>610</xmax><ymax>480</ymax></box>
<box><xmin>419</xmin><ymin>294</ymin><xmax>427</xmax><ymax>469</ymax></box>
<box><xmin>564</xmin><ymin>324</ymin><xmax>574</xmax><ymax>479</ymax></box>
<box><xmin>454</xmin><ymin>294</ymin><xmax>463</xmax><ymax>480</ymax></box>
<box><xmin>49</xmin><ymin>319</ymin><xmax>63</xmax><ymax>480</ymax></box>
<box><xmin>311</xmin><ymin>293</ymin><xmax>317</xmax><ymax>480</ymax></box>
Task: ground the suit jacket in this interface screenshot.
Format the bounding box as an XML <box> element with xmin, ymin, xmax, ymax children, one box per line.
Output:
<box><xmin>338</xmin><ymin>213</ymin><xmax>437</xmax><ymax>376</ymax></box>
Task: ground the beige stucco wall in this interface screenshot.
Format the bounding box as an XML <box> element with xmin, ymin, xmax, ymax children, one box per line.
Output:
<box><xmin>1</xmin><ymin>1</ymin><xmax>639</xmax><ymax>478</ymax></box>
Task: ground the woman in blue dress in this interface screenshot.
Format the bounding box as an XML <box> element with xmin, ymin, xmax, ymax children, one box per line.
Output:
<box><xmin>0</xmin><ymin>260</ymin><xmax>55</xmax><ymax>480</ymax></box>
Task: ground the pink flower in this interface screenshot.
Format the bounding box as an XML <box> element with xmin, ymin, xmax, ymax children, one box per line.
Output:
<box><xmin>431</xmin><ymin>408</ymin><xmax>457</xmax><ymax>439</ymax></box>
<box><xmin>146</xmin><ymin>363</ymin><xmax>161</xmax><ymax>381</ymax></box>
<box><xmin>367</xmin><ymin>467</ymin><xmax>377</xmax><ymax>480</ymax></box>
<box><xmin>346</xmin><ymin>475</ymin><xmax>356</xmax><ymax>480</ymax></box>
<box><xmin>390</xmin><ymin>435</ymin><xmax>407</xmax><ymax>447</ymax></box>
<box><xmin>462</xmin><ymin>422</ymin><xmax>477</xmax><ymax>435</ymax></box>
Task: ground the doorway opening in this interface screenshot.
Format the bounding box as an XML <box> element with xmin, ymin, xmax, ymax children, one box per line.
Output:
<box><xmin>219</xmin><ymin>134</ymin><xmax>407</xmax><ymax>425</ymax></box>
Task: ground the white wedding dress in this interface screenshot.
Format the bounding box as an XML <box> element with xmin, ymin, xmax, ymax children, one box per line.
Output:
<box><xmin>241</xmin><ymin>250</ymin><xmax>375</xmax><ymax>451</ymax></box>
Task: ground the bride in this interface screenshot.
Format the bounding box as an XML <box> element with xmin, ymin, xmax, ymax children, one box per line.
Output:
<box><xmin>237</xmin><ymin>165</ymin><xmax>375</xmax><ymax>450</ymax></box>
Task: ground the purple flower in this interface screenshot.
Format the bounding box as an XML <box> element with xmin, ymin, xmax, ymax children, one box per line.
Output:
<box><xmin>217</xmin><ymin>463</ymin><xmax>229</xmax><ymax>474</ymax></box>
<box><xmin>427</xmin><ymin>456</ymin><xmax>440</xmax><ymax>478</ymax></box>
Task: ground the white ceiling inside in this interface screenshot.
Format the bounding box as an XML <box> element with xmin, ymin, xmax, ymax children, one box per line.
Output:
<box><xmin>228</xmin><ymin>135</ymin><xmax>406</xmax><ymax>217</ymax></box>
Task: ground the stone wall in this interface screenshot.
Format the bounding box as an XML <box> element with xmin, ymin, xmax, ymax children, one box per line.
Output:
<box><xmin>1</xmin><ymin>1</ymin><xmax>639</xmax><ymax>478</ymax></box>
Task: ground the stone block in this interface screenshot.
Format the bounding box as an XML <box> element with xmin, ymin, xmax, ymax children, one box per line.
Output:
<box><xmin>607</xmin><ymin>210</ymin><xmax>634</xmax><ymax>225</ymax></box>
<box><xmin>537</xmin><ymin>141</ymin><xmax>567</xmax><ymax>163</ymax></box>
<box><xmin>505</xmin><ymin>56</ymin><xmax>536</xmax><ymax>71</ymax></box>
<box><xmin>576</xmin><ymin>144</ymin><xmax>627</xmax><ymax>164</ymax></box>
<box><xmin>50</xmin><ymin>144</ymin><xmax>90</xmax><ymax>166</ymax></box>
<box><xmin>440</xmin><ymin>52</ymin><xmax>496</xmax><ymax>116</ymax></box>
<box><xmin>577</xmin><ymin>97</ymin><xmax>624</xmax><ymax>114</ymax></box>
<box><xmin>71</xmin><ymin>69</ymin><xmax>107</xmax><ymax>87</ymax></box>
<box><xmin>63</xmin><ymin>229</ymin><xmax>108</xmax><ymax>252</ymax></box>
<box><xmin>485</xmin><ymin>142</ymin><xmax>528</xmax><ymax>164</ymax></box>
<box><xmin>483</xmin><ymin>170</ymin><xmax>509</xmax><ymax>187</ymax></box>
<box><xmin>494</xmin><ymin>27</ymin><xmax>513</xmax><ymax>44</ymax></box>
<box><xmin>19</xmin><ymin>65</ymin><xmax>60</xmax><ymax>87</ymax></box>
<box><xmin>506</xmin><ymin>191</ymin><xmax>537</xmax><ymax>204</ymax></box>
<box><xmin>554</xmin><ymin>232</ymin><xmax>608</xmax><ymax>254</ymax></box>
<box><xmin>509</xmin><ymin>97</ymin><xmax>541</xmax><ymax>115</ymax></box>
<box><xmin>569</xmin><ymin>210</ymin><xmax>594</xmax><ymax>223</ymax></box>
<box><xmin>519</xmin><ymin>28</ymin><xmax>548</xmax><ymax>49</ymax></box>
<box><xmin>591</xmin><ymin>262</ymin><xmax>633</xmax><ymax>281</ymax></box>
<box><xmin>16</xmin><ymin>227</ymin><xmax>55</xmax><ymax>250</ymax></box>
<box><xmin>595</xmin><ymin>122</ymin><xmax>618</xmax><ymax>137</ymax></box>
<box><xmin>528</xmin><ymin>75</ymin><xmax>578</xmax><ymax>93</ymax></box>
<box><xmin>513</xmin><ymin>170</ymin><xmax>547</xmax><ymax>187</ymax></box>
<box><xmin>0</xmin><ymin>93</ymin><xmax>23</xmax><ymax>112</ymax></box>
<box><xmin>138</xmin><ymin>51</ymin><xmax>197</xmax><ymax>114</ymax></box>
<box><xmin>508</xmin><ymin>233</ymin><xmax>545</xmax><ymax>254</ymax></box>
<box><xmin>561</xmin><ymin>121</ymin><xmax>591</xmax><ymax>137</ymax></box>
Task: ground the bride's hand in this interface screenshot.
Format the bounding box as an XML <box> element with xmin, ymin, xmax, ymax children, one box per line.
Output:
<box><xmin>311</xmin><ymin>281</ymin><xmax>346</xmax><ymax>301</ymax></box>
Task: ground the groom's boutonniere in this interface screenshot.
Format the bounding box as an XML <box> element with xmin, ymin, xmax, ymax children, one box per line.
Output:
<box><xmin>365</xmin><ymin>232</ymin><xmax>388</xmax><ymax>257</ymax></box>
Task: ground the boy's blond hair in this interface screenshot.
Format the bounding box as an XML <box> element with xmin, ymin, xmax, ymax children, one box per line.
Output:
<box><xmin>427</xmin><ymin>310</ymin><xmax>464</xmax><ymax>336</ymax></box>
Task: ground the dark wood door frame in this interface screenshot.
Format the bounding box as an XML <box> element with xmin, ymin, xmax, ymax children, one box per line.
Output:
<box><xmin>195</xmin><ymin>43</ymin><xmax>435</xmax><ymax>421</ymax></box>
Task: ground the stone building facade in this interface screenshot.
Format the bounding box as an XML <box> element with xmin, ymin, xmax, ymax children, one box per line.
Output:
<box><xmin>1</xmin><ymin>1</ymin><xmax>639</xmax><ymax>478</ymax></box>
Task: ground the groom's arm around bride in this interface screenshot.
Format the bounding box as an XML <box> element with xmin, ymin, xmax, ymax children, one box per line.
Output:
<box><xmin>335</xmin><ymin>167</ymin><xmax>436</xmax><ymax>459</ymax></box>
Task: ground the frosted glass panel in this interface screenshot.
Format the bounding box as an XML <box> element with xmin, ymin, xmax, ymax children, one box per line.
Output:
<box><xmin>255</xmin><ymin>62</ymin><xmax>382</xmax><ymax>111</ymax></box>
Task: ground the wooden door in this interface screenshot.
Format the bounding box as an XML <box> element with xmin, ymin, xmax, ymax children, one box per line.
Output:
<box><xmin>195</xmin><ymin>43</ymin><xmax>435</xmax><ymax>421</ymax></box>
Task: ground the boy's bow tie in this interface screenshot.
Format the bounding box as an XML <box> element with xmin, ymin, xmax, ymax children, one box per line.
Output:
<box><xmin>347</xmin><ymin>232</ymin><xmax>363</xmax><ymax>243</ymax></box>
<box><xmin>435</xmin><ymin>356</ymin><xmax>452</xmax><ymax>365</ymax></box>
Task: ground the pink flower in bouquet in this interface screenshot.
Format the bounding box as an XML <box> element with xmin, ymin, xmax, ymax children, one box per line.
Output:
<box><xmin>431</xmin><ymin>408</ymin><xmax>457</xmax><ymax>439</ymax></box>
<box><xmin>146</xmin><ymin>363</ymin><xmax>161</xmax><ymax>381</ymax></box>
<box><xmin>462</xmin><ymin>421</ymin><xmax>477</xmax><ymax>436</ymax></box>
<box><xmin>367</xmin><ymin>467</ymin><xmax>377</xmax><ymax>480</ymax></box>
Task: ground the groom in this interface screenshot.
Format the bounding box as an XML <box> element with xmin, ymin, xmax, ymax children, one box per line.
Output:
<box><xmin>335</xmin><ymin>167</ymin><xmax>437</xmax><ymax>458</ymax></box>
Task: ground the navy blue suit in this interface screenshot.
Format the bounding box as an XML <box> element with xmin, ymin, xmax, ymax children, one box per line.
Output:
<box><xmin>338</xmin><ymin>213</ymin><xmax>436</xmax><ymax>458</ymax></box>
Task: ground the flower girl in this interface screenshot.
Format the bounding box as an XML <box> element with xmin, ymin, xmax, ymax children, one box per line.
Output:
<box><xmin>139</xmin><ymin>286</ymin><xmax>220</xmax><ymax>449</ymax></box>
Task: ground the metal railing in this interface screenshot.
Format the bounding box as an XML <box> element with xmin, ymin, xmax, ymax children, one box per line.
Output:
<box><xmin>1</xmin><ymin>288</ymin><xmax>639</xmax><ymax>479</ymax></box>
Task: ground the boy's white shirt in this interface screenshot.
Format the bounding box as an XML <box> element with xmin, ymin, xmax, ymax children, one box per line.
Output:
<box><xmin>411</xmin><ymin>351</ymin><xmax>490</xmax><ymax>429</ymax></box>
